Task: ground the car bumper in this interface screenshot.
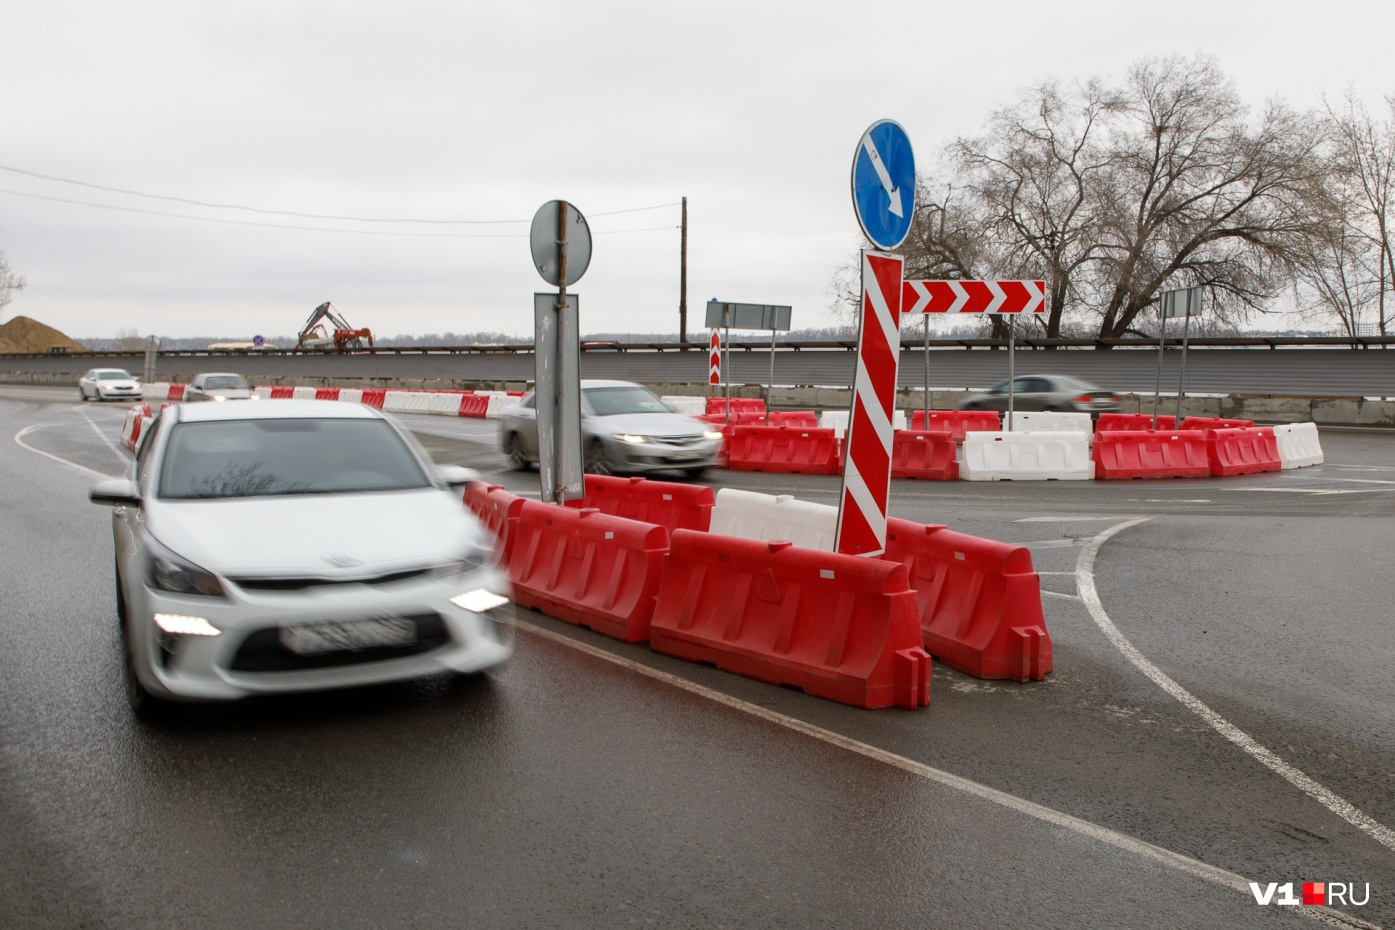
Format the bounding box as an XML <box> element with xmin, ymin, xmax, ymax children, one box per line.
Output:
<box><xmin>99</xmin><ymin>388</ymin><xmax>143</xmax><ymax>400</ymax></box>
<box><xmin>604</xmin><ymin>437</ymin><xmax>721</xmax><ymax>472</ymax></box>
<box><xmin>127</xmin><ymin>564</ymin><xmax>514</xmax><ymax>702</ymax></box>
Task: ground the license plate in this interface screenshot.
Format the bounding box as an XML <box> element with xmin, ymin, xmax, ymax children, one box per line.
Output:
<box><xmin>279</xmin><ymin>616</ymin><xmax>417</xmax><ymax>655</ymax></box>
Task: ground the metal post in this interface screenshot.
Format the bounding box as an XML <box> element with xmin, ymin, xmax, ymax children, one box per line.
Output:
<box><xmin>1174</xmin><ymin>292</ymin><xmax>1195</xmax><ymax>426</ymax></box>
<box><xmin>143</xmin><ymin>335</ymin><xmax>158</xmax><ymax>385</ymax></box>
<box><xmin>766</xmin><ymin>328</ymin><xmax>776</xmax><ymax>425</ymax></box>
<box><xmin>922</xmin><ymin>312</ymin><xmax>930</xmax><ymax>430</ymax></box>
<box><xmin>546</xmin><ymin>202</ymin><xmax>570</xmax><ymax>503</ymax></box>
<box><xmin>1151</xmin><ymin>312</ymin><xmax>1167</xmax><ymax>430</ymax></box>
<box><xmin>1006</xmin><ymin>315</ymin><xmax>1016</xmax><ymax>429</ymax></box>
<box><xmin>679</xmin><ymin>196</ymin><xmax>688</xmax><ymax>344</ymax></box>
<box><xmin>723</xmin><ymin>308</ymin><xmax>731</xmax><ymax>428</ymax></box>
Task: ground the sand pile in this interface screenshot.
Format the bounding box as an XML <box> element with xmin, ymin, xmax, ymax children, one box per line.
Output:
<box><xmin>0</xmin><ymin>316</ymin><xmax>87</xmax><ymax>354</ymax></box>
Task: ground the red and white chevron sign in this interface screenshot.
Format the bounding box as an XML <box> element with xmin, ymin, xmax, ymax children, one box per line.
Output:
<box><xmin>901</xmin><ymin>279</ymin><xmax>1046</xmax><ymax>315</ymax></box>
<box><xmin>835</xmin><ymin>251</ymin><xmax>904</xmax><ymax>557</ymax></box>
<box><xmin>708</xmin><ymin>331</ymin><xmax>721</xmax><ymax>385</ymax></box>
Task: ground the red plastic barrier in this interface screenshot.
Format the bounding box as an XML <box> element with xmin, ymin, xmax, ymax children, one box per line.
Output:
<box><xmin>458</xmin><ymin>394</ymin><xmax>490</xmax><ymax>418</ymax></box>
<box><xmin>1208</xmin><ymin>427</ymin><xmax>1280</xmax><ymax>476</ymax></box>
<box><xmin>727</xmin><ymin>426</ymin><xmax>840</xmax><ymax>474</ymax></box>
<box><xmin>563</xmin><ymin>475</ymin><xmax>714</xmax><ymax>532</ymax></box>
<box><xmin>360</xmin><ymin>389</ymin><xmax>386</xmax><ymax>409</ymax></box>
<box><xmin>706</xmin><ymin>397</ymin><xmax>766</xmax><ymax>416</ymax></box>
<box><xmin>166</xmin><ymin>383</ymin><xmax>186</xmax><ymax>401</ymax></box>
<box><xmin>506</xmin><ymin>391</ymin><xmax>524</xmax><ymax>397</ymax></box>
<box><xmin>881</xmin><ymin>517</ymin><xmax>1051</xmax><ymax>682</ymax></box>
<box><xmin>767</xmin><ymin>410</ymin><xmax>818</xmax><ymax>428</ymax></box>
<box><xmin>909</xmin><ymin>410</ymin><xmax>1001</xmax><ymax>440</ymax></box>
<box><xmin>266</xmin><ymin>385</ymin><xmax>293</xmax><ymax>399</ymax></box>
<box><xmin>1095</xmin><ymin>413</ymin><xmax>1176</xmax><ymax>432</ymax></box>
<box><xmin>651</xmin><ymin>532</ymin><xmax>930</xmax><ymax>709</ymax></box>
<box><xmin>507</xmin><ymin>501</ymin><xmax>669</xmax><ymax>643</ymax></box>
<box><xmin>462</xmin><ymin>481</ymin><xmax>526</xmax><ymax>561</ymax></box>
<box><xmin>1179</xmin><ymin>416</ymin><xmax>1254</xmax><ymax>433</ymax></box>
<box><xmin>1092</xmin><ymin>430</ymin><xmax>1210</xmax><ymax>479</ymax></box>
<box><xmin>314</xmin><ymin>387</ymin><xmax>341</xmax><ymax>401</ymax></box>
<box><xmin>890</xmin><ymin>430</ymin><xmax>959</xmax><ymax>480</ymax></box>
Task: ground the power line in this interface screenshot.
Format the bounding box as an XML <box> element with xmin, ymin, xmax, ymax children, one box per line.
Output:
<box><xmin>0</xmin><ymin>188</ymin><xmax>680</xmax><ymax>238</ymax></box>
<box><xmin>0</xmin><ymin>164</ymin><xmax>678</xmax><ymax>224</ymax></box>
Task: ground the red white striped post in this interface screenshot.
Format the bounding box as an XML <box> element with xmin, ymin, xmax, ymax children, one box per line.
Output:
<box><xmin>708</xmin><ymin>330</ymin><xmax>721</xmax><ymax>387</ymax></box>
<box><xmin>835</xmin><ymin>251</ymin><xmax>904</xmax><ymax>557</ymax></box>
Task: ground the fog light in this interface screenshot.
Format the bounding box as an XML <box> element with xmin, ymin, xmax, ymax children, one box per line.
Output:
<box><xmin>451</xmin><ymin>589</ymin><xmax>509</xmax><ymax>613</ymax></box>
<box><xmin>153</xmin><ymin>613</ymin><xmax>221</xmax><ymax>636</ymax></box>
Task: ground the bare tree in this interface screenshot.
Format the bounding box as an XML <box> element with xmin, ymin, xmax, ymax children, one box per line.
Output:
<box><xmin>0</xmin><ymin>250</ymin><xmax>25</xmax><ymax>315</ymax></box>
<box><xmin>115</xmin><ymin>327</ymin><xmax>145</xmax><ymax>351</ymax></box>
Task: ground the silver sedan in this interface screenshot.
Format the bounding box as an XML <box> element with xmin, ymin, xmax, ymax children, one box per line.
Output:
<box><xmin>89</xmin><ymin>399</ymin><xmax>512</xmax><ymax>716</ymax></box>
<box><xmin>184</xmin><ymin>372</ymin><xmax>256</xmax><ymax>402</ymax></box>
<box><xmin>498</xmin><ymin>380</ymin><xmax>723</xmax><ymax>478</ymax></box>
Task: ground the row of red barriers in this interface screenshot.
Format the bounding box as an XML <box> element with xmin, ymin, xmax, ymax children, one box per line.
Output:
<box><xmin>1179</xmin><ymin>416</ymin><xmax>1254</xmax><ymax>433</ymax></box>
<box><xmin>706</xmin><ymin>397</ymin><xmax>766</xmax><ymax>416</ymax></box>
<box><xmin>726</xmin><ymin>426</ymin><xmax>840</xmax><ymax>474</ymax></box>
<box><xmin>315</xmin><ymin>387</ymin><xmax>341</xmax><ymax>401</ymax></box>
<box><xmin>1093</xmin><ymin>430</ymin><xmax>1210</xmax><ymax>479</ymax></box>
<box><xmin>1208</xmin><ymin>426</ymin><xmax>1280</xmax><ymax>475</ymax></box>
<box><xmin>459</xmin><ymin>394</ymin><xmax>490</xmax><ymax>418</ymax></box>
<box><xmin>165</xmin><ymin>383</ymin><xmax>186</xmax><ymax>401</ymax></box>
<box><xmin>270</xmin><ymin>385</ymin><xmax>295</xmax><ymax>399</ymax></box>
<box><xmin>890</xmin><ymin>430</ymin><xmax>959</xmax><ymax>480</ymax></box>
<box><xmin>908</xmin><ymin>410</ymin><xmax>1000</xmax><ymax>440</ymax></box>
<box><xmin>1095</xmin><ymin>413</ymin><xmax>1176</xmax><ymax>432</ymax></box>
<box><xmin>464</xmin><ymin>475</ymin><xmax>1054</xmax><ymax>706</ymax></box>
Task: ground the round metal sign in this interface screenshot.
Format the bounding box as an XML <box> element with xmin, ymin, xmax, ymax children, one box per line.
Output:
<box><xmin>851</xmin><ymin>119</ymin><xmax>916</xmax><ymax>251</ymax></box>
<box><xmin>530</xmin><ymin>200</ymin><xmax>592</xmax><ymax>288</ymax></box>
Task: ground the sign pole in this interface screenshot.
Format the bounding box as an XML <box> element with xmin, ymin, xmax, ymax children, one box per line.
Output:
<box><xmin>922</xmin><ymin>313</ymin><xmax>930</xmax><ymax>430</ymax></box>
<box><xmin>1151</xmin><ymin>308</ymin><xmax>1167</xmax><ymax>430</ymax></box>
<box><xmin>724</xmin><ymin>308</ymin><xmax>731</xmax><ymax>427</ymax></box>
<box><xmin>1007</xmin><ymin>315</ymin><xmax>1016</xmax><ymax>429</ymax></box>
<box><xmin>766</xmin><ymin>328</ymin><xmax>776</xmax><ymax>425</ymax></box>
<box><xmin>1174</xmin><ymin>290</ymin><xmax>1197</xmax><ymax>426</ymax></box>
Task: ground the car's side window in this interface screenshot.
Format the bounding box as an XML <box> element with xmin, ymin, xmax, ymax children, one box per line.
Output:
<box><xmin>521</xmin><ymin>393</ymin><xmax>536</xmax><ymax>410</ymax></box>
<box><xmin>135</xmin><ymin>416</ymin><xmax>162</xmax><ymax>487</ymax></box>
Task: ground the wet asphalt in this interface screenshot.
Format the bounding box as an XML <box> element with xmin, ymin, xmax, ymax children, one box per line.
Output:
<box><xmin>2</xmin><ymin>385</ymin><xmax>1392</xmax><ymax>929</ymax></box>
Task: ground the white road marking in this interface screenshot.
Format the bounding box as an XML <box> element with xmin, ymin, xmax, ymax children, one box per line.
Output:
<box><xmin>13</xmin><ymin>424</ymin><xmax>118</xmax><ymax>479</ymax></box>
<box><xmin>1041</xmin><ymin>590</ymin><xmax>1083</xmax><ymax>601</ymax></box>
<box><xmin>1021</xmin><ymin>539</ymin><xmax>1083</xmax><ymax>548</ymax></box>
<box><xmin>508</xmin><ymin>616</ymin><xmax>1379</xmax><ymax>929</ymax></box>
<box><xmin>78</xmin><ymin>408</ymin><xmax>129</xmax><ymax>461</ymax></box>
<box><xmin>1077</xmin><ymin>518</ymin><xmax>1395</xmax><ymax>856</ymax></box>
<box><xmin>1015</xmin><ymin>515</ymin><xmax>1138</xmax><ymax>522</ymax></box>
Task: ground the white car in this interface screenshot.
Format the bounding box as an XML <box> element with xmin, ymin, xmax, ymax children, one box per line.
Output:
<box><xmin>79</xmin><ymin>368</ymin><xmax>143</xmax><ymax>402</ymax></box>
<box><xmin>184</xmin><ymin>372</ymin><xmax>256</xmax><ymax>402</ymax></box>
<box><xmin>497</xmin><ymin>379</ymin><xmax>723</xmax><ymax>477</ymax></box>
<box><xmin>89</xmin><ymin>399</ymin><xmax>512</xmax><ymax>716</ymax></box>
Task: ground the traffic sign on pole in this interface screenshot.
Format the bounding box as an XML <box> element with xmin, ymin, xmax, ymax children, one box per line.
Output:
<box><xmin>708</xmin><ymin>331</ymin><xmax>721</xmax><ymax>386</ymax></box>
<box><xmin>851</xmin><ymin>120</ymin><xmax>916</xmax><ymax>251</ymax></box>
<box><xmin>901</xmin><ymin>280</ymin><xmax>1047</xmax><ymax>315</ymax></box>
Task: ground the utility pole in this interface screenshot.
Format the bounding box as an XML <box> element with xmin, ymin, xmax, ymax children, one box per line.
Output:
<box><xmin>679</xmin><ymin>196</ymin><xmax>688</xmax><ymax>344</ymax></box>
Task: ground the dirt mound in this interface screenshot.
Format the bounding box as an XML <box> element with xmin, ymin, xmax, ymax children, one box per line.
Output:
<box><xmin>0</xmin><ymin>316</ymin><xmax>87</xmax><ymax>354</ymax></box>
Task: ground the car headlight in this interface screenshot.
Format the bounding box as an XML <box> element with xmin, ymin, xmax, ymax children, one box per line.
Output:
<box><xmin>248</xmin><ymin>394</ymin><xmax>261</xmax><ymax>400</ymax></box>
<box><xmin>613</xmin><ymin>433</ymin><xmax>647</xmax><ymax>444</ymax></box>
<box><xmin>702</xmin><ymin>429</ymin><xmax>724</xmax><ymax>441</ymax></box>
<box><xmin>145</xmin><ymin>534</ymin><xmax>226</xmax><ymax>597</ymax></box>
<box><xmin>212</xmin><ymin>395</ymin><xmax>226</xmax><ymax>402</ymax></box>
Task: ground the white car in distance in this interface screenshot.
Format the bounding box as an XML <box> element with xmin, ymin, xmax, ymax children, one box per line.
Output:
<box><xmin>89</xmin><ymin>399</ymin><xmax>512</xmax><ymax>716</ymax></box>
<box><xmin>79</xmin><ymin>369</ymin><xmax>143</xmax><ymax>402</ymax></box>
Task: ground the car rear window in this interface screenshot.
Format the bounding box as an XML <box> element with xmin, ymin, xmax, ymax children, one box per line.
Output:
<box><xmin>158</xmin><ymin>418</ymin><xmax>430</xmax><ymax>499</ymax></box>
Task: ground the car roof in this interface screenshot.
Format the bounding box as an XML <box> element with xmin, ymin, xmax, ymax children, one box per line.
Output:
<box><xmin>191</xmin><ymin>372</ymin><xmax>247</xmax><ymax>379</ymax></box>
<box><xmin>172</xmin><ymin>399</ymin><xmax>381</xmax><ymax>423</ymax></box>
<box><xmin>579</xmin><ymin>379</ymin><xmax>647</xmax><ymax>389</ymax></box>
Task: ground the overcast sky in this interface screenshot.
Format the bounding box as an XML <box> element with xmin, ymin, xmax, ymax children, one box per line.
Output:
<box><xmin>3</xmin><ymin>1</ymin><xmax>1392</xmax><ymax>341</ymax></box>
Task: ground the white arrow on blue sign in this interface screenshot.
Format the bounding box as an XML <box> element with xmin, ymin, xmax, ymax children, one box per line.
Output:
<box><xmin>851</xmin><ymin>119</ymin><xmax>916</xmax><ymax>251</ymax></box>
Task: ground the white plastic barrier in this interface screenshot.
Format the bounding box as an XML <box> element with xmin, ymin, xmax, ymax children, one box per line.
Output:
<box><xmin>662</xmin><ymin>395</ymin><xmax>706</xmax><ymax>417</ymax></box>
<box><xmin>1005</xmin><ymin>410</ymin><xmax>1093</xmax><ymax>433</ymax></box>
<box><xmin>253</xmin><ymin>386</ymin><xmax>274</xmax><ymax>400</ymax></box>
<box><xmin>426</xmin><ymin>392</ymin><xmax>464</xmax><ymax>415</ymax></box>
<box><xmin>291</xmin><ymin>386</ymin><xmax>317</xmax><ymax>400</ymax></box>
<box><xmin>1272</xmin><ymin>422</ymin><xmax>1324</xmax><ymax>468</ymax></box>
<box><xmin>120</xmin><ymin>404</ymin><xmax>152</xmax><ymax>452</ymax></box>
<box><xmin>485</xmin><ymin>393</ymin><xmax>515</xmax><ymax>419</ymax></box>
<box><xmin>339</xmin><ymin>388</ymin><xmax>364</xmax><ymax>405</ymax></box>
<box><xmin>383</xmin><ymin>390</ymin><xmax>438</xmax><ymax>414</ymax></box>
<box><xmin>709</xmin><ymin>488</ymin><xmax>838</xmax><ymax>552</ymax></box>
<box><xmin>141</xmin><ymin>382</ymin><xmax>170</xmax><ymax>402</ymax></box>
<box><xmin>818</xmin><ymin>409</ymin><xmax>905</xmax><ymax>439</ymax></box>
<box><xmin>960</xmin><ymin>431</ymin><xmax>1095</xmax><ymax>481</ymax></box>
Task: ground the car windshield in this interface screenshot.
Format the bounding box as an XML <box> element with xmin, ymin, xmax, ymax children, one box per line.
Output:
<box><xmin>583</xmin><ymin>385</ymin><xmax>672</xmax><ymax>416</ymax></box>
<box><xmin>158</xmin><ymin>418</ymin><xmax>431</xmax><ymax>500</ymax></box>
<box><xmin>204</xmin><ymin>375</ymin><xmax>249</xmax><ymax>390</ymax></box>
<box><xmin>97</xmin><ymin>370</ymin><xmax>132</xmax><ymax>380</ymax></box>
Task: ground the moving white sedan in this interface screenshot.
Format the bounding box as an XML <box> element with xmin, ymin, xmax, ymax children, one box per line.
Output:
<box><xmin>89</xmin><ymin>400</ymin><xmax>512</xmax><ymax>716</ymax></box>
<box><xmin>78</xmin><ymin>368</ymin><xmax>142</xmax><ymax>402</ymax></box>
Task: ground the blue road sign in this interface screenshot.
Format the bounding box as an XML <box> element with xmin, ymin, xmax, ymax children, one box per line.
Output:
<box><xmin>851</xmin><ymin>119</ymin><xmax>916</xmax><ymax>251</ymax></box>
<box><xmin>252</xmin><ymin>334</ymin><xmax>265</xmax><ymax>348</ymax></box>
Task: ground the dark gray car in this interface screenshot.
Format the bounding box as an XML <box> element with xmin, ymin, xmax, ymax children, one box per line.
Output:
<box><xmin>958</xmin><ymin>375</ymin><xmax>1120</xmax><ymax>414</ymax></box>
<box><xmin>498</xmin><ymin>380</ymin><xmax>723</xmax><ymax>477</ymax></box>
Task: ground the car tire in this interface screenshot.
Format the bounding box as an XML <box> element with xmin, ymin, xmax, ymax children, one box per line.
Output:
<box><xmin>503</xmin><ymin>433</ymin><xmax>531</xmax><ymax>471</ymax></box>
<box><xmin>583</xmin><ymin>440</ymin><xmax>611</xmax><ymax>476</ymax></box>
<box><xmin>121</xmin><ymin>620</ymin><xmax>171</xmax><ymax>720</ymax></box>
<box><xmin>78</xmin><ymin>387</ymin><xmax>88</xmax><ymax>401</ymax></box>
<box><xmin>682</xmin><ymin>466</ymin><xmax>708</xmax><ymax>479</ymax></box>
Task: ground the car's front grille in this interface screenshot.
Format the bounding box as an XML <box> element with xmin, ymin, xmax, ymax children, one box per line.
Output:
<box><xmin>231</xmin><ymin>568</ymin><xmax>433</xmax><ymax>591</ymax></box>
<box><xmin>227</xmin><ymin>613</ymin><xmax>449</xmax><ymax>672</ymax></box>
<box><xmin>652</xmin><ymin>436</ymin><xmax>702</xmax><ymax>446</ymax></box>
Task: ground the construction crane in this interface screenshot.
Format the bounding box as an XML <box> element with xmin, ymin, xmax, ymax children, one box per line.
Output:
<box><xmin>297</xmin><ymin>302</ymin><xmax>374</xmax><ymax>351</ymax></box>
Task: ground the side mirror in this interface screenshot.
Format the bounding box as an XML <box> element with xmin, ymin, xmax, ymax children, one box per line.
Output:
<box><xmin>90</xmin><ymin>478</ymin><xmax>142</xmax><ymax>507</ymax></box>
<box><xmin>437</xmin><ymin>465</ymin><xmax>478</xmax><ymax>488</ymax></box>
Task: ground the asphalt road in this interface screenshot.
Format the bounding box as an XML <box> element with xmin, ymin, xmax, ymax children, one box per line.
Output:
<box><xmin>2</xmin><ymin>385</ymin><xmax>1392</xmax><ymax>929</ymax></box>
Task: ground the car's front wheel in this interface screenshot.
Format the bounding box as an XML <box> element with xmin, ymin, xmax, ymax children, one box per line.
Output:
<box><xmin>682</xmin><ymin>466</ymin><xmax>708</xmax><ymax>479</ymax></box>
<box><xmin>583</xmin><ymin>440</ymin><xmax>612</xmax><ymax>476</ymax></box>
<box><xmin>503</xmin><ymin>433</ymin><xmax>531</xmax><ymax>471</ymax></box>
<box><xmin>121</xmin><ymin>620</ymin><xmax>171</xmax><ymax>720</ymax></box>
